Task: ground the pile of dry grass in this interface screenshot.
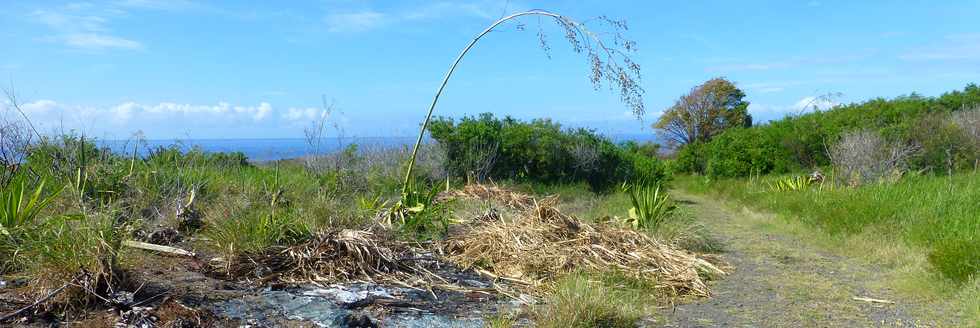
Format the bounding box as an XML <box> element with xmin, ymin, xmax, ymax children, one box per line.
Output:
<box><xmin>442</xmin><ymin>184</ymin><xmax>541</xmax><ymax>211</ymax></box>
<box><xmin>441</xmin><ymin>184</ymin><xmax>723</xmax><ymax>297</ymax></box>
<box><xmin>218</xmin><ymin>229</ymin><xmax>422</xmax><ymax>283</ymax></box>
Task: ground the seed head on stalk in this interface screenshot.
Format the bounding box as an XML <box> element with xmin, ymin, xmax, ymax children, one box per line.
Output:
<box><xmin>402</xmin><ymin>9</ymin><xmax>645</xmax><ymax>195</ymax></box>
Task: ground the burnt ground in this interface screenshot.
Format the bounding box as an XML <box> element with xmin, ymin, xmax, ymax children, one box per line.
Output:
<box><xmin>659</xmin><ymin>192</ymin><xmax>955</xmax><ymax>328</ymax></box>
<box><xmin>0</xmin><ymin>238</ymin><xmax>517</xmax><ymax>327</ymax></box>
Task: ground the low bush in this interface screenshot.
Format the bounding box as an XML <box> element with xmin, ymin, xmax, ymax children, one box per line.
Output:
<box><xmin>704</xmin><ymin>127</ymin><xmax>794</xmax><ymax>178</ymax></box>
<box><xmin>429</xmin><ymin>113</ymin><xmax>668</xmax><ymax>191</ymax></box>
<box><xmin>829</xmin><ymin>129</ymin><xmax>918</xmax><ymax>186</ymax></box>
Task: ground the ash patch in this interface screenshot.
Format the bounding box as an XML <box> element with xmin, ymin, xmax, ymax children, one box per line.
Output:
<box><xmin>212</xmin><ymin>282</ymin><xmax>506</xmax><ymax>327</ymax></box>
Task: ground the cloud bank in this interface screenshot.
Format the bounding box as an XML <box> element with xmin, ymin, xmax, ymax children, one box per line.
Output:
<box><xmin>4</xmin><ymin>100</ymin><xmax>326</xmax><ymax>139</ymax></box>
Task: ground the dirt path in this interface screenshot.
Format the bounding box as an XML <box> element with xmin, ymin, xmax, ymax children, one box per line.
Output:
<box><xmin>660</xmin><ymin>192</ymin><xmax>942</xmax><ymax>328</ymax></box>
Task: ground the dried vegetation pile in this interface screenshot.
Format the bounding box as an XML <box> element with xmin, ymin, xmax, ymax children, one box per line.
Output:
<box><xmin>213</xmin><ymin>183</ymin><xmax>722</xmax><ymax>300</ymax></box>
<box><xmin>216</xmin><ymin>229</ymin><xmax>424</xmax><ymax>284</ymax></box>
<box><xmin>442</xmin><ymin>184</ymin><xmax>724</xmax><ymax>297</ymax></box>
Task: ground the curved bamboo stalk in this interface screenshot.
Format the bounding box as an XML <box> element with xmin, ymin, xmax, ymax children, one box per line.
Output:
<box><xmin>401</xmin><ymin>10</ymin><xmax>564</xmax><ymax>195</ymax></box>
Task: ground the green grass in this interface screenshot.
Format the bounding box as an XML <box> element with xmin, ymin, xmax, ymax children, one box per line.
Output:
<box><xmin>675</xmin><ymin>172</ymin><xmax>979</xmax><ymax>324</ymax></box>
<box><xmin>676</xmin><ymin>172</ymin><xmax>979</xmax><ymax>283</ymax></box>
<box><xmin>532</xmin><ymin>272</ymin><xmax>659</xmax><ymax>328</ymax></box>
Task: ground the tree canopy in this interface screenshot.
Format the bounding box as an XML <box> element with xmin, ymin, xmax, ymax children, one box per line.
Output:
<box><xmin>654</xmin><ymin>77</ymin><xmax>751</xmax><ymax>146</ymax></box>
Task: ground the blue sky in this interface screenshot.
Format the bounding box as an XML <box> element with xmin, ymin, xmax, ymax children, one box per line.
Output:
<box><xmin>2</xmin><ymin>0</ymin><xmax>978</xmax><ymax>139</ymax></box>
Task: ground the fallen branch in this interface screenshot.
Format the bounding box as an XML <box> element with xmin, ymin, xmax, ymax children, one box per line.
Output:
<box><xmin>0</xmin><ymin>274</ymin><xmax>83</xmax><ymax>323</ymax></box>
<box><xmin>123</xmin><ymin>240</ymin><xmax>196</xmax><ymax>257</ymax></box>
<box><xmin>852</xmin><ymin>296</ymin><xmax>894</xmax><ymax>304</ymax></box>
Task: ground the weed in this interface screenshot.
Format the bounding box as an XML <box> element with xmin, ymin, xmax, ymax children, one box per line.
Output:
<box><xmin>384</xmin><ymin>181</ymin><xmax>450</xmax><ymax>240</ymax></box>
<box><xmin>533</xmin><ymin>273</ymin><xmax>648</xmax><ymax>328</ymax></box>
<box><xmin>766</xmin><ymin>175</ymin><xmax>813</xmax><ymax>192</ymax></box>
<box><xmin>205</xmin><ymin>197</ymin><xmax>309</xmax><ymax>260</ymax></box>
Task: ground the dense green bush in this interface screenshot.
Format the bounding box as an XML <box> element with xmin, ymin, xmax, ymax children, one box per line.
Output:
<box><xmin>670</xmin><ymin>141</ymin><xmax>706</xmax><ymax>174</ymax></box>
<box><xmin>704</xmin><ymin>128</ymin><xmax>795</xmax><ymax>178</ymax></box>
<box><xmin>428</xmin><ymin>113</ymin><xmax>667</xmax><ymax>191</ymax></box>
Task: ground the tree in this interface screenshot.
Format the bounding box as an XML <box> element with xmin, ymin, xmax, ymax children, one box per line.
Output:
<box><xmin>654</xmin><ymin>78</ymin><xmax>751</xmax><ymax>146</ymax></box>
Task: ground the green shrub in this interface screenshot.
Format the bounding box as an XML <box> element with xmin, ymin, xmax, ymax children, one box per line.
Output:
<box><xmin>23</xmin><ymin>212</ymin><xmax>123</xmax><ymax>283</ymax></box>
<box><xmin>766</xmin><ymin>176</ymin><xmax>813</xmax><ymax>192</ymax></box>
<box><xmin>704</xmin><ymin>128</ymin><xmax>794</xmax><ymax>178</ymax></box>
<box><xmin>671</xmin><ymin>141</ymin><xmax>707</xmax><ymax>174</ymax></box>
<box><xmin>429</xmin><ymin>113</ymin><xmax>668</xmax><ymax>191</ymax></box>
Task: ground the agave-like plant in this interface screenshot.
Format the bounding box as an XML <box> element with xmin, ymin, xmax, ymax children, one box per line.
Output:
<box><xmin>623</xmin><ymin>183</ymin><xmax>676</xmax><ymax>231</ymax></box>
<box><xmin>1</xmin><ymin>179</ymin><xmax>63</xmax><ymax>271</ymax></box>
<box><xmin>1</xmin><ymin>179</ymin><xmax>63</xmax><ymax>237</ymax></box>
<box><xmin>383</xmin><ymin>182</ymin><xmax>450</xmax><ymax>240</ymax></box>
<box><xmin>766</xmin><ymin>176</ymin><xmax>813</xmax><ymax>192</ymax></box>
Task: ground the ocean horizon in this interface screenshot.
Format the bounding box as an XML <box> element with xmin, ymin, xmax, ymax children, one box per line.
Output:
<box><xmin>98</xmin><ymin>134</ymin><xmax>661</xmax><ymax>162</ymax></box>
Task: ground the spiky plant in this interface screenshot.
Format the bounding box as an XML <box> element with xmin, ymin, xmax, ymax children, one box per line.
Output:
<box><xmin>766</xmin><ymin>176</ymin><xmax>813</xmax><ymax>192</ymax></box>
<box><xmin>623</xmin><ymin>183</ymin><xmax>676</xmax><ymax>231</ymax></box>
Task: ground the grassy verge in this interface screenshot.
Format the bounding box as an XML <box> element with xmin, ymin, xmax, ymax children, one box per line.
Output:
<box><xmin>674</xmin><ymin>172</ymin><xmax>980</xmax><ymax>323</ymax></box>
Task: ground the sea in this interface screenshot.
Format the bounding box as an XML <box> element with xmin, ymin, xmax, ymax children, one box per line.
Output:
<box><xmin>98</xmin><ymin>134</ymin><xmax>660</xmax><ymax>162</ymax></box>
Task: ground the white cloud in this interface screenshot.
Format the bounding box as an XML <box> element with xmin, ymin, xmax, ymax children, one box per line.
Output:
<box><xmin>22</xmin><ymin>99</ymin><xmax>60</xmax><ymax>114</ymax></box>
<box><xmin>792</xmin><ymin>96</ymin><xmax>838</xmax><ymax>112</ymax></box>
<box><xmin>283</xmin><ymin>107</ymin><xmax>326</xmax><ymax>121</ymax></box>
<box><xmin>10</xmin><ymin>100</ymin><xmax>327</xmax><ymax>137</ymax></box>
<box><xmin>748</xmin><ymin>96</ymin><xmax>840</xmax><ymax>121</ymax></box>
<box><xmin>30</xmin><ymin>5</ymin><xmax>143</xmax><ymax>51</ymax></box>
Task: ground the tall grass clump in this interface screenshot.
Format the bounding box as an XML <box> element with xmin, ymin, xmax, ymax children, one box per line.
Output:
<box><xmin>206</xmin><ymin>205</ymin><xmax>309</xmax><ymax>260</ymax></box>
<box><xmin>21</xmin><ymin>212</ymin><xmax>125</xmax><ymax>292</ymax></box>
<box><xmin>533</xmin><ymin>273</ymin><xmax>650</xmax><ymax>328</ymax></box>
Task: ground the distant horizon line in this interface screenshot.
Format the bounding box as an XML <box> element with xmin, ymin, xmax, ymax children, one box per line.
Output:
<box><xmin>95</xmin><ymin>132</ymin><xmax>660</xmax><ymax>142</ymax></box>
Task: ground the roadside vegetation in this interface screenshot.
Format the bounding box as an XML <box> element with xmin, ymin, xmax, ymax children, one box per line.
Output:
<box><xmin>1</xmin><ymin>3</ymin><xmax>976</xmax><ymax>322</ymax></box>
<box><xmin>664</xmin><ymin>82</ymin><xmax>980</xmax><ymax>323</ymax></box>
<box><xmin>0</xmin><ymin>113</ymin><xmax>697</xmax><ymax>326</ymax></box>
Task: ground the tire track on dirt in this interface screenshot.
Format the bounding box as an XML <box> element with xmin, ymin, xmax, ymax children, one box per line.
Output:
<box><xmin>660</xmin><ymin>192</ymin><xmax>940</xmax><ymax>328</ymax></box>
